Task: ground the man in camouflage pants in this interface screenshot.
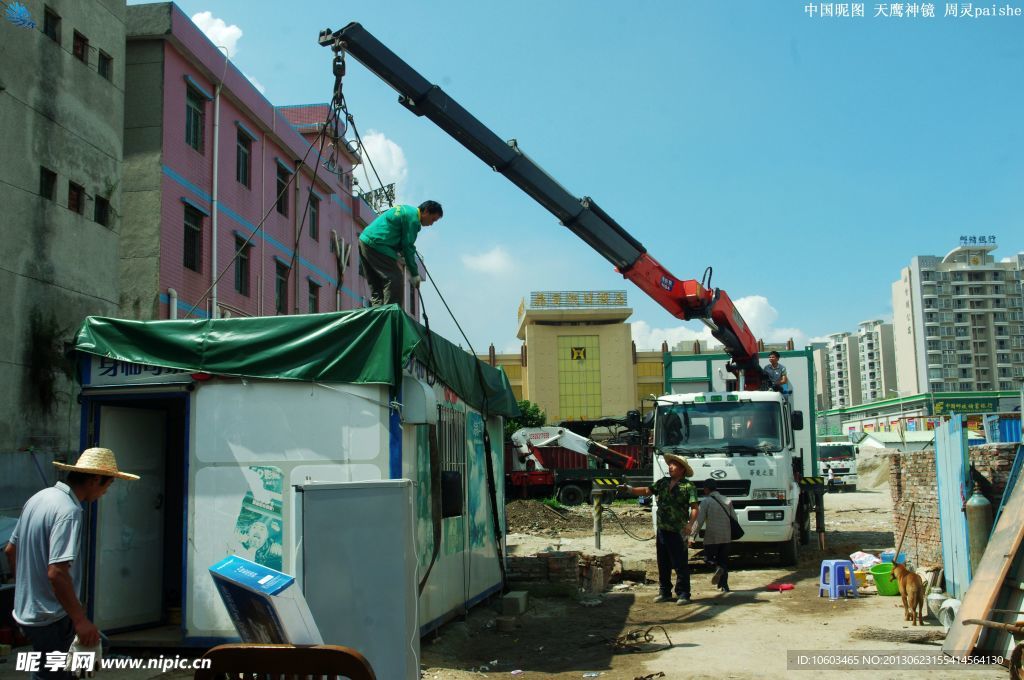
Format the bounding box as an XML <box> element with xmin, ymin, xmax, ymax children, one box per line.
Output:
<box><xmin>620</xmin><ymin>453</ymin><xmax>699</xmax><ymax>604</ymax></box>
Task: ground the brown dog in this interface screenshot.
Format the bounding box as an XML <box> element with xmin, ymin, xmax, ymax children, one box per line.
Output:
<box><xmin>890</xmin><ymin>563</ymin><xmax>925</xmax><ymax>625</ymax></box>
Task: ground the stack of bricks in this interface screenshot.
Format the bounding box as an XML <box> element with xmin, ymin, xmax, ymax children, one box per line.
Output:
<box><xmin>506</xmin><ymin>550</ymin><xmax>619</xmax><ymax>595</ymax></box>
<box><xmin>578</xmin><ymin>553</ymin><xmax>619</xmax><ymax>594</ymax></box>
<box><xmin>888</xmin><ymin>443</ymin><xmax>1019</xmax><ymax>568</ymax></box>
<box><xmin>507</xmin><ymin>551</ymin><xmax>582</xmax><ymax>596</ymax></box>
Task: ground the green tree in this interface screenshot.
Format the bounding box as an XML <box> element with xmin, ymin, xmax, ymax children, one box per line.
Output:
<box><xmin>504</xmin><ymin>399</ymin><xmax>546</xmax><ymax>441</ymax></box>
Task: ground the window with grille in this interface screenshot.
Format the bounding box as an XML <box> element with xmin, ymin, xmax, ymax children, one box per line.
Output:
<box><xmin>183</xmin><ymin>206</ymin><xmax>202</xmax><ymax>272</ymax></box>
<box><xmin>67</xmin><ymin>182</ymin><xmax>84</xmax><ymax>214</ymax></box>
<box><xmin>185</xmin><ymin>88</ymin><xmax>205</xmax><ymax>152</ymax></box>
<box><xmin>236</xmin><ymin>131</ymin><xmax>251</xmax><ymax>188</ymax></box>
<box><xmin>437</xmin><ymin>406</ymin><xmax>466</xmax><ymax>519</ymax></box>
<box><xmin>39</xmin><ymin>167</ymin><xmax>56</xmax><ymax>201</ymax></box>
<box><xmin>275</xmin><ymin>261</ymin><xmax>289</xmax><ymax>314</ymax></box>
<box><xmin>72</xmin><ymin>31</ymin><xmax>88</xmax><ymax>63</ymax></box>
<box><xmin>234</xmin><ymin>238</ymin><xmax>250</xmax><ymax>296</ymax></box>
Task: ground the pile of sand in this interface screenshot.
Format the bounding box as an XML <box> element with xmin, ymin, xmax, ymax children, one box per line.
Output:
<box><xmin>856</xmin><ymin>446</ymin><xmax>895</xmax><ymax>490</ymax></box>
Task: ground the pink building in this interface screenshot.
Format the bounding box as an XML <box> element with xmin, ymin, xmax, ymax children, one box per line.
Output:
<box><xmin>122</xmin><ymin>3</ymin><xmax>418</xmax><ymax>320</ymax></box>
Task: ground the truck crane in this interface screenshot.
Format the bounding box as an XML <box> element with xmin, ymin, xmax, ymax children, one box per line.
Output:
<box><xmin>319</xmin><ymin>24</ymin><xmax>824</xmax><ymax>564</ymax></box>
<box><xmin>508</xmin><ymin>426</ymin><xmax>648</xmax><ymax>505</ymax></box>
<box><xmin>317</xmin><ymin>23</ymin><xmax>763</xmax><ymax>390</ymax></box>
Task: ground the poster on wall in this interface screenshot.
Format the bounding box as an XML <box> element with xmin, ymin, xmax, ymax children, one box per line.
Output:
<box><xmin>229</xmin><ymin>466</ymin><xmax>284</xmax><ymax>571</ymax></box>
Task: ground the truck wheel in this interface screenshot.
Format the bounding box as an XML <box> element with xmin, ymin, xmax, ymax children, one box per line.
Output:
<box><xmin>778</xmin><ymin>531</ymin><xmax>799</xmax><ymax>567</ymax></box>
<box><xmin>558</xmin><ymin>484</ymin><xmax>586</xmax><ymax>506</ymax></box>
<box><xmin>799</xmin><ymin>510</ymin><xmax>811</xmax><ymax>546</ymax></box>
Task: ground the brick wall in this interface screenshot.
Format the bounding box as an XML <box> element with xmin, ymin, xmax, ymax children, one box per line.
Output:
<box><xmin>888</xmin><ymin>443</ymin><xmax>1019</xmax><ymax>569</ymax></box>
<box><xmin>507</xmin><ymin>551</ymin><xmax>619</xmax><ymax>596</ymax></box>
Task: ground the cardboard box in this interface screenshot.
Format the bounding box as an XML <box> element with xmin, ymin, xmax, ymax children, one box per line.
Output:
<box><xmin>209</xmin><ymin>555</ymin><xmax>322</xmax><ymax>644</ymax></box>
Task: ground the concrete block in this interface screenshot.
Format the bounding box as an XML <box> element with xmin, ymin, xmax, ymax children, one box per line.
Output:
<box><xmin>501</xmin><ymin>590</ymin><xmax>529</xmax><ymax>616</ymax></box>
<box><xmin>495</xmin><ymin>615</ymin><xmax>518</xmax><ymax>633</ymax></box>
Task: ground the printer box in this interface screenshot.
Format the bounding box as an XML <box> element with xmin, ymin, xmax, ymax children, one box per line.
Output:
<box><xmin>209</xmin><ymin>555</ymin><xmax>323</xmax><ymax>644</ymax></box>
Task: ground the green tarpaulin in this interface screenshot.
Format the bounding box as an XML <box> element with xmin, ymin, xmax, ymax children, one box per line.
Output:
<box><xmin>74</xmin><ymin>305</ymin><xmax>520</xmax><ymax>417</ymax></box>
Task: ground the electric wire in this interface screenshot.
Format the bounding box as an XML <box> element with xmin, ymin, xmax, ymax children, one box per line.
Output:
<box><xmin>600</xmin><ymin>506</ymin><xmax>655</xmax><ymax>542</ymax></box>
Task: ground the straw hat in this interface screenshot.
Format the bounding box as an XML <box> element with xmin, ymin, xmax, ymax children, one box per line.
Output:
<box><xmin>662</xmin><ymin>453</ymin><xmax>694</xmax><ymax>478</ymax></box>
<box><xmin>53</xmin><ymin>447</ymin><xmax>140</xmax><ymax>481</ymax></box>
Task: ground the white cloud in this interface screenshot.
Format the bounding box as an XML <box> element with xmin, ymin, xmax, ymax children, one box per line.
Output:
<box><xmin>631</xmin><ymin>295</ymin><xmax>809</xmax><ymax>351</ymax></box>
<box><xmin>242</xmin><ymin>72</ymin><xmax>266</xmax><ymax>94</ymax></box>
<box><xmin>355</xmin><ymin>130</ymin><xmax>409</xmax><ymax>199</ymax></box>
<box><xmin>192</xmin><ymin>11</ymin><xmax>243</xmax><ymax>58</ymax></box>
<box><xmin>461</xmin><ymin>246</ymin><xmax>514</xmax><ymax>275</ymax></box>
<box><xmin>631</xmin><ymin>320</ymin><xmax>709</xmax><ymax>352</ymax></box>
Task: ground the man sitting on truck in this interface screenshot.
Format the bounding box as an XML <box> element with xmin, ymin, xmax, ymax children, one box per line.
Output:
<box><xmin>763</xmin><ymin>351</ymin><xmax>791</xmax><ymax>403</ymax></box>
<box><xmin>619</xmin><ymin>454</ymin><xmax>699</xmax><ymax>605</ymax></box>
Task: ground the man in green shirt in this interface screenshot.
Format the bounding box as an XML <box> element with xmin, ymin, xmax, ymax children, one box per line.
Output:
<box><xmin>358</xmin><ymin>200</ymin><xmax>443</xmax><ymax>310</ymax></box>
<box><xmin>620</xmin><ymin>454</ymin><xmax>699</xmax><ymax>604</ymax></box>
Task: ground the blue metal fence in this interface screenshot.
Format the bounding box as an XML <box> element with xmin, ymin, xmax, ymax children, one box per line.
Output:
<box><xmin>935</xmin><ymin>417</ymin><xmax>971</xmax><ymax>598</ymax></box>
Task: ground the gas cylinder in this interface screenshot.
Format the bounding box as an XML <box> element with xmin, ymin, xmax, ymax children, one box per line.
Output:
<box><xmin>965</xmin><ymin>483</ymin><xmax>993</xmax><ymax>574</ymax></box>
<box><xmin>926</xmin><ymin>587</ymin><xmax>949</xmax><ymax>620</ymax></box>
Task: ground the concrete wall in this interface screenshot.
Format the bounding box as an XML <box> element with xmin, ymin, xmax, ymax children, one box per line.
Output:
<box><xmin>121</xmin><ymin>37</ymin><xmax>165</xmax><ymax>319</ymax></box>
<box><xmin>0</xmin><ymin>0</ymin><xmax>125</xmax><ymax>486</ymax></box>
<box><xmin>888</xmin><ymin>443</ymin><xmax>1018</xmax><ymax>570</ymax></box>
<box><xmin>892</xmin><ymin>267</ymin><xmax>920</xmax><ymax>394</ymax></box>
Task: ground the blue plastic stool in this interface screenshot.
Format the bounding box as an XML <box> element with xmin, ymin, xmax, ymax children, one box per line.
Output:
<box><xmin>818</xmin><ymin>559</ymin><xmax>858</xmax><ymax>599</ymax></box>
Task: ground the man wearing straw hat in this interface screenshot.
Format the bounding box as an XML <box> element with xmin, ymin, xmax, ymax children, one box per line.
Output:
<box><xmin>620</xmin><ymin>453</ymin><xmax>699</xmax><ymax>604</ymax></box>
<box><xmin>3</xmin><ymin>447</ymin><xmax>138</xmax><ymax>679</ymax></box>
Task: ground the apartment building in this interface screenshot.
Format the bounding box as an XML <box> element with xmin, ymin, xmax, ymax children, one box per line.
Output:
<box><xmin>892</xmin><ymin>243</ymin><xmax>1024</xmax><ymax>394</ymax></box>
<box><xmin>810</xmin><ymin>343</ymin><xmax>832</xmax><ymax>412</ymax></box>
<box><xmin>856</xmin><ymin>319</ymin><xmax>897</xmax><ymax>403</ymax></box>
<box><xmin>825</xmin><ymin>332</ymin><xmax>861</xmax><ymax>408</ymax></box>
<box><xmin>122</xmin><ymin>4</ymin><xmax>388</xmax><ymax>321</ymax></box>
<box><xmin>0</xmin><ymin>0</ymin><xmax>125</xmax><ymax>465</ymax></box>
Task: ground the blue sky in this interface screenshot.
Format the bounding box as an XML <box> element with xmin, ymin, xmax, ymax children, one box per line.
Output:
<box><xmin>136</xmin><ymin>0</ymin><xmax>1023</xmax><ymax>354</ymax></box>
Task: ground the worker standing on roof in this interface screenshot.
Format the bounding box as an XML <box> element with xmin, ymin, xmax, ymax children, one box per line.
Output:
<box><xmin>358</xmin><ymin>200</ymin><xmax>443</xmax><ymax>310</ymax></box>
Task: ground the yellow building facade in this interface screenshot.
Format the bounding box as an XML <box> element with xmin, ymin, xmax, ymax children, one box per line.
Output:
<box><xmin>483</xmin><ymin>291</ymin><xmax>669</xmax><ymax>423</ymax></box>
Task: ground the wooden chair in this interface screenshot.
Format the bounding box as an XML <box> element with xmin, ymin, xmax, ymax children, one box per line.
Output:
<box><xmin>193</xmin><ymin>643</ymin><xmax>376</xmax><ymax>680</ymax></box>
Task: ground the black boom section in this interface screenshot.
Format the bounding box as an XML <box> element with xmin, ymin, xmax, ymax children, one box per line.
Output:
<box><xmin>333</xmin><ymin>22</ymin><xmax>646</xmax><ymax>271</ymax></box>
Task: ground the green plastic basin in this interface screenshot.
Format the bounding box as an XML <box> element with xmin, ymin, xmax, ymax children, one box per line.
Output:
<box><xmin>869</xmin><ymin>562</ymin><xmax>900</xmax><ymax>596</ymax></box>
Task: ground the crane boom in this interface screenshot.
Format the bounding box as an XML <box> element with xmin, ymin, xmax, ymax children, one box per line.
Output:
<box><xmin>320</xmin><ymin>23</ymin><xmax>763</xmax><ymax>386</ymax></box>
<box><xmin>510</xmin><ymin>427</ymin><xmax>638</xmax><ymax>471</ymax></box>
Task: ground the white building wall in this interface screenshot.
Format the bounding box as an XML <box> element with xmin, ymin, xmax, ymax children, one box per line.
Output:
<box><xmin>901</xmin><ymin>247</ymin><xmax>1024</xmax><ymax>394</ymax></box>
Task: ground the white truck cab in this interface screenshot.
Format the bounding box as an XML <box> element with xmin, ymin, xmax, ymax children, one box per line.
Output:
<box><xmin>654</xmin><ymin>349</ymin><xmax>822</xmax><ymax>565</ymax></box>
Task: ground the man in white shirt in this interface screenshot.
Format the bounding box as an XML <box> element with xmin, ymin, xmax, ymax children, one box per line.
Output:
<box><xmin>4</xmin><ymin>448</ymin><xmax>138</xmax><ymax>680</ymax></box>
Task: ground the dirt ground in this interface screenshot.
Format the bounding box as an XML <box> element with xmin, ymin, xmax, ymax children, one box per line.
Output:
<box><xmin>0</xmin><ymin>452</ymin><xmax>1007</xmax><ymax>679</ymax></box>
<box><xmin>419</xmin><ymin>478</ymin><xmax>1008</xmax><ymax>680</ymax></box>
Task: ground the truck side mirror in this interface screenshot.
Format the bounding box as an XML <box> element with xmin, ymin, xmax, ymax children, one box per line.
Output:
<box><xmin>791</xmin><ymin>411</ymin><xmax>804</xmax><ymax>431</ymax></box>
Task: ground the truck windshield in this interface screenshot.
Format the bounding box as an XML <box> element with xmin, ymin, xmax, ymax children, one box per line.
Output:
<box><xmin>656</xmin><ymin>401</ymin><xmax>783</xmax><ymax>454</ymax></box>
<box><xmin>820</xmin><ymin>445</ymin><xmax>856</xmax><ymax>460</ymax></box>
